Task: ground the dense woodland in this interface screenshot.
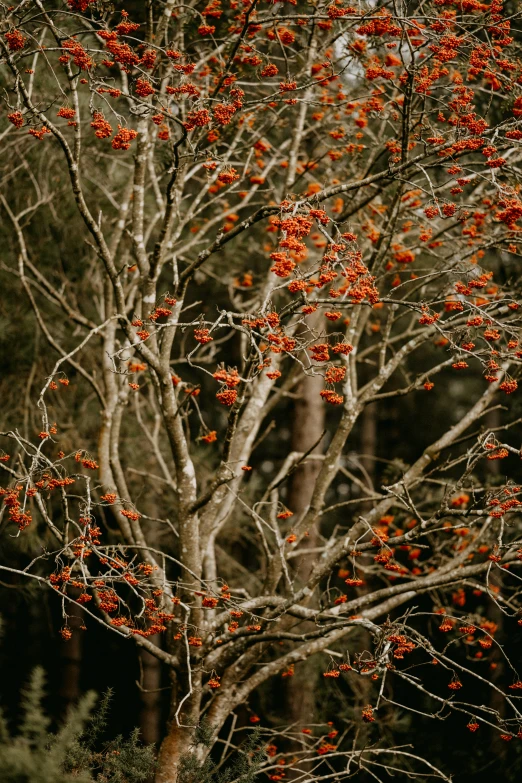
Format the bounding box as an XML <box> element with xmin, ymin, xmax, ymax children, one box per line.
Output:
<box><xmin>2</xmin><ymin>0</ymin><xmax>522</xmax><ymax>781</ymax></box>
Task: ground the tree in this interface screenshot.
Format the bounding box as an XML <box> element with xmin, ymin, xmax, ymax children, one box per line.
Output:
<box><xmin>2</xmin><ymin>0</ymin><xmax>522</xmax><ymax>781</ymax></box>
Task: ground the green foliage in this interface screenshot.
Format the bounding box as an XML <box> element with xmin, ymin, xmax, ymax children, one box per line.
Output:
<box><xmin>0</xmin><ymin>668</ymin><xmax>156</xmax><ymax>783</ymax></box>
<box><xmin>193</xmin><ymin>717</ymin><xmax>214</xmax><ymax>749</ymax></box>
<box><xmin>178</xmin><ymin>727</ymin><xmax>265</xmax><ymax>783</ymax></box>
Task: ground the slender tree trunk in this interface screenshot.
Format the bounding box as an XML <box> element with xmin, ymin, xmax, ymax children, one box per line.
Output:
<box><xmin>283</xmin><ymin>367</ymin><xmax>325</xmax><ymax>726</ymax></box>
<box><xmin>138</xmin><ymin>636</ymin><xmax>162</xmax><ymax>746</ymax></box>
<box><xmin>58</xmin><ymin>593</ymin><xmax>83</xmax><ymax>716</ymax></box>
<box><xmin>353</xmin><ymin>401</ymin><xmax>378</xmax><ymax>764</ymax></box>
<box><xmin>359</xmin><ymin>402</ymin><xmax>377</xmax><ymax>497</ymax></box>
<box><xmin>484</xmin><ymin>408</ymin><xmax>506</xmax><ymax>758</ymax></box>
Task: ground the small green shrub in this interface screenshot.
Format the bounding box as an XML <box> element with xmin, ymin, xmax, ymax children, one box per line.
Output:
<box><xmin>0</xmin><ymin>667</ymin><xmax>156</xmax><ymax>783</ymax></box>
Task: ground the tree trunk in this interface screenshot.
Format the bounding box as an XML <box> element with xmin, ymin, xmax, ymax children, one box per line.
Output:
<box><xmin>353</xmin><ymin>401</ymin><xmax>378</xmax><ymax>761</ymax></box>
<box><xmin>484</xmin><ymin>407</ymin><xmax>506</xmax><ymax>759</ymax></box>
<box><xmin>58</xmin><ymin>590</ymin><xmax>83</xmax><ymax>717</ymax></box>
<box><xmin>283</xmin><ymin>367</ymin><xmax>325</xmax><ymax>726</ymax></box>
<box><xmin>156</xmin><ymin>663</ymin><xmax>202</xmax><ymax>783</ymax></box>
<box><xmin>138</xmin><ymin>636</ymin><xmax>162</xmax><ymax>746</ymax></box>
<box><xmin>359</xmin><ymin>401</ymin><xmax>377</xmax><ymax>497</ymax></box>
<box><xmin>155</xmin><ymin>725</ymin><xmax>193</xmax><ymax>783</ymax></box>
